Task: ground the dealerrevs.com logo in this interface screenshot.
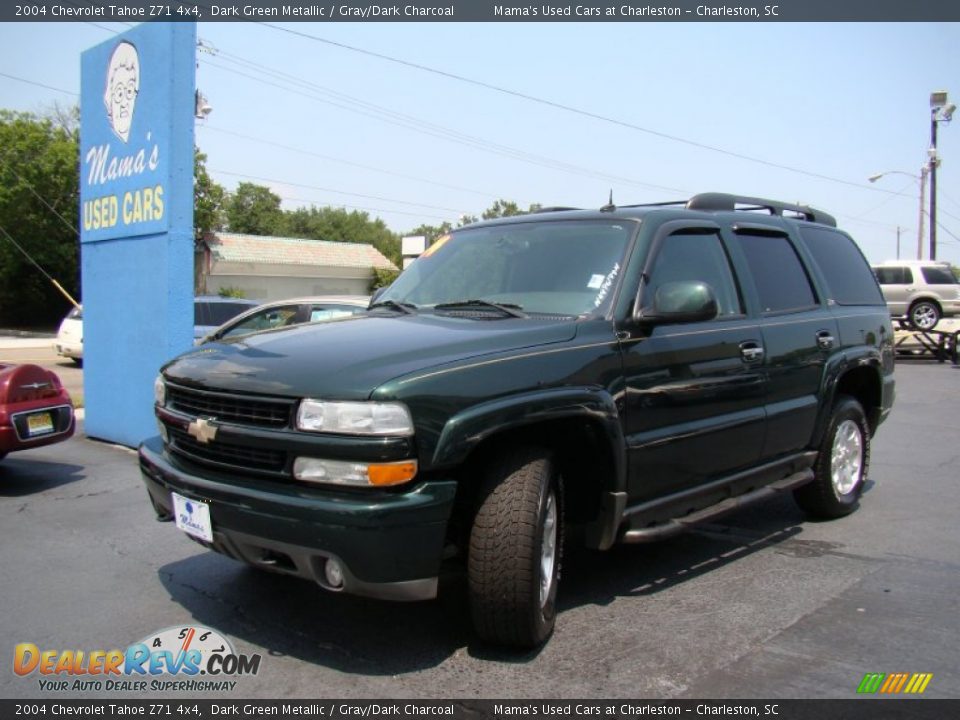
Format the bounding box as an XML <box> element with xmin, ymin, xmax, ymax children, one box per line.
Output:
<box><xmin>13</xmin><ymin>625</ymin><xmax>261</xmax><ymax>692</ymax></box>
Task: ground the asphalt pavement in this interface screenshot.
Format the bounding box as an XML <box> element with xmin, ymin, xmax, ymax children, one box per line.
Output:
<box><xmin>0</xmin><ymin>357</ymin><xmax>958</xmax><ymax>700</ymax></box>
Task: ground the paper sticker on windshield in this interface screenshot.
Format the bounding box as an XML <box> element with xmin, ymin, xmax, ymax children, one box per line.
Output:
<box><xmin>420</xmin><ymin>234</ymin><xmax>452</xmax><ymax>259</ymax></box>
<box><xmin>593</xmin><ymin>263</ymin><xmax>620</xmax><ymax>307</ymax></box>
<box><xmin>587</xmin><ymin>274</ymin><xmax>606</xmax><ymax>290</ymax></box>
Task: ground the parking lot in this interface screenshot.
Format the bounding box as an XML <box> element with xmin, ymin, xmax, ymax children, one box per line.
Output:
<box><xmin>1</xmin><ymin>343</ymin><xmax>958</xmax><ymax>699</ymax></box>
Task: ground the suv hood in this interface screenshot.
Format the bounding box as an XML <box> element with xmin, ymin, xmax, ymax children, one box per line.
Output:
<box><xmin>162</xmin><ymin>314</ymin><xmax>577</xmax><ymax>400</ymax></box>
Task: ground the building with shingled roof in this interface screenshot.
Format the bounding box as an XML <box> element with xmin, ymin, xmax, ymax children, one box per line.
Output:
<box><xmin>195</xmin><ymin>232</ymin><xmax>398</xmax><ymax>301</ymax></box>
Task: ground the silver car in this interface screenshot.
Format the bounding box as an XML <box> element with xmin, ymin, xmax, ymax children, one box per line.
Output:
<box><xmin>197</xmin><ymin>295</ymin><xmax>369</xmax><ymax>344</ymax></box>
<box><xmin>872</xmin><ymin>261</ymin><xmax>960</xmax><ymax>330</ymax></box>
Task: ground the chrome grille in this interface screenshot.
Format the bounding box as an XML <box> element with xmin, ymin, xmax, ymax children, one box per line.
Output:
<box><xmin>167</xmin><ymin>426</ymin><xmax>287</xmax><ymax>473</ymax></box>
<box><xmin>167</xmin><ymin>384</ymin><xmax>294</xmax><ymax>428</ymax></box>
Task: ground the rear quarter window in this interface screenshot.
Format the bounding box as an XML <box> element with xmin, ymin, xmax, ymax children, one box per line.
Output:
<box><xmin>920</xmin><ymin>266</ymin><xmax>958</xmax><ymax>285</ymax></box>
<box><xmin>797</xmin><ymin>227</ymin><xmax>884</xmax><ymax>305</ymax></box>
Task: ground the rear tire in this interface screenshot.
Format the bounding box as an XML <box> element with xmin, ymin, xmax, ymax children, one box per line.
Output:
<box><xmin>469</xmin><ymin>447</ymin><xmax>563</xmax><ymax>648</ymax></box>
<box><xmin>794</xmin><ymin>395</ymin><xmax>869</xmax><ymax>519</ymax></box>
<box><xmin>908</xmin><ymin>300</ymin><xmax>940</xmax><ymax>331</ymax></box>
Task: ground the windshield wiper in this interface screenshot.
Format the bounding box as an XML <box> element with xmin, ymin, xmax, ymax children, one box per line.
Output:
<box><xmin>433</xmin><ymin>299</ymin><xmax>527</xmax><ymax>318</ymax></box>
<box><xmin>369</xmin><ymin>299</ymin><xmax>418</xmax><ymax>315</ymax></box>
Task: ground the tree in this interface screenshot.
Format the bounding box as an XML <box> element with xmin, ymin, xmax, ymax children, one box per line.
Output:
<box><xmin>223</xmin><ymin>182</ymin><xmax>283</xmax><ymax>235</ymax></box>
<box><xmin>194</xmin><ymin>148</ymin><xmax>224</xmax><ymax>239</ymax></box>
<box><xmin>401</xmin><ymin>200</ymin><xmax>542</xmax><ymax>255</ymax></box>
<box><xmin>0</xmin><ymin>110</ymin><xmax>80</xmax><ymax>327</ymax></box>
<box><xmin>280</xmin><ymin>205</ymin><xmax>401</xmax><ymax>266</ymax></box>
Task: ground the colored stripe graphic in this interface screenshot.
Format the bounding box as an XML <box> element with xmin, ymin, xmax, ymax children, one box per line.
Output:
<box><xmin>880</xmin><ymin>673</ymin><xmax>906</xmax><ymax>693</ymax></box>
<box><xmin>904</xmin><ymin>673</ymin><xmax>934</xmax><ymax>694</ymax></box>
<box><xmin>857</xmin><ymin>673</ymin><xmax>885</xmax><ymax>693</ymax></box>
<box><xmin>857</xmin><ymin>672</ymin><xmax>933</xmax><ymax>694</ymax></box>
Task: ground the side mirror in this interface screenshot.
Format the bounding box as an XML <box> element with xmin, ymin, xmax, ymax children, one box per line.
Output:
<box><xmin>636</xmin><ymin>281</ymin><xmax>719</xmax><ymax>324</ymax></box>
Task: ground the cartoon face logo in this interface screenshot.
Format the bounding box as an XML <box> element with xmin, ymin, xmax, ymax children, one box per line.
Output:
<box><xmin>103</xmin><ymin>41</ymin><xmax>139</xmax><ymax>143</ymax></box>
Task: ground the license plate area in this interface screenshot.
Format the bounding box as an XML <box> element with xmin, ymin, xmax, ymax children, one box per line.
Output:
<box><xmin>26</xmin><ymin>412</ymin><xmax>54</xmax><ymax>436</ymax></box>
<box><xmin>172</xmin><ymin>492</ymin><xmax>213</xmax><ymax>543</ymax></box>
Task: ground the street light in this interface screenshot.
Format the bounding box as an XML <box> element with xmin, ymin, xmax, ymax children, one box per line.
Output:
<box><xmin>929</xmin><ymin>90</ymin><xmax>955</xmax><ymax>261</ymax></box>
<box><xmin>868</xmin><ymin>168</ymin><xmax>928</xmax><ymax>260</ymax></box>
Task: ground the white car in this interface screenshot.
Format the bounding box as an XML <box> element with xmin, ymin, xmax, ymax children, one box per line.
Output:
<box><xmin>55</xmin><ymin>306</ymin><xmax>84</xmax><ymax>366</ymax></box>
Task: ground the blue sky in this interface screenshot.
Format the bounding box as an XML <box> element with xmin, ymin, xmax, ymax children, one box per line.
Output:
<box><xmin>1</xmin><ymin>20</ymin><xmax>959</xmax><ymax>265</ymax></box>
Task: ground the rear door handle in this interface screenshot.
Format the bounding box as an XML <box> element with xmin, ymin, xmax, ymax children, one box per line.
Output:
<box><xmin>816</xmin><ymin>331</ymin><xmax>835</xmax><ymax>350</ymax></box>
<box><xmin>740</xmin><ymin>341</ymin><xmax>764</xmax><ymax>363</ymax></box>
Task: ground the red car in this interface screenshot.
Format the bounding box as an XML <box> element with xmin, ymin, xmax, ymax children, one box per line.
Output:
<box><xmin>0</xmin><ymin>363</ymin><xmax>75</xmax><ymax>460</ymax></box>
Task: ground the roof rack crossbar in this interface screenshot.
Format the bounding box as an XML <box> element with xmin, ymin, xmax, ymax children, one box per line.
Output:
<box><xmin>685</xmin><ymin>193</ymin><xmax>837</xmax><ymax>227</ymax></box>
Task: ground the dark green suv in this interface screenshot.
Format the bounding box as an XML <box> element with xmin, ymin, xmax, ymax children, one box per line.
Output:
<box><xmin>140</xmin><ymin>193</ymin><xmax>895</xmax><ymax>648</ymax></box>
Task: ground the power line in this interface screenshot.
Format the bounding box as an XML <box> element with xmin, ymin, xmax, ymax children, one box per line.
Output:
<box><xmin>276</xmin><ymin>194</ymin><xmax>448</xmax><ymax>221</ymax></box>
<box><xmin>212</xmin><ymin>169</ymin><xmax>468</xmax><ymax>214</ymax></box>
<box><xmin>198</xmin><ymin>51</ymin><xmax>687</xmax><ymax>196</ymax></box>
<box><xmin>0</xmin><ymin>223</ymin><xmax>80</xmax><ymax>307</ymax></box>
<box><xmin>198</xmin><ymin>125</ymin><xmax>498</xmax><ymax>199</ymax></box>
<box><xmin>256</xmin><ymin>22</ymin><xmax>904</xmax><ymax>196</ymax></box>
<box><xmin>0</xmin><ymin>154</ymin><xmax>79</xmax><ymax>237</ymax></box>
<box><xmin>850</xmin><ymin>179</ymin><xmax>917</xmax><ymax>220</ymax></box>
<box><xmin>0</xmin><ymin>71</ymin><xmax>76</xmax><ymax>97</ymax></box>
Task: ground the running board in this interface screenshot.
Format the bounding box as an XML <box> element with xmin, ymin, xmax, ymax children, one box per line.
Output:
<box><xmin>619</xmin><ymin>469</ymin><xmax>813</xmax><ymax>544</ymax></box>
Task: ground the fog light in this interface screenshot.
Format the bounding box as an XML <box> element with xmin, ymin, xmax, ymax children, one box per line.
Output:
<box><xmin>324</xmin><ymin>558</ymin><xmax>344</xmax><ymax>589</ymax></box>
<box><xmin>157</xmin><ymin>420</ymin><xmax>168</xmax><ymax>443</ymax></box>
<box><xmin>293</xmin><ymin>457</ymin><xmax>417</xmax><ymax>487</ymax></box>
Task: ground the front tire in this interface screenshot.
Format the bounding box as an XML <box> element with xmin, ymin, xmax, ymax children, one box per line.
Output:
<box><xmin>469</xmin><ymin>447</ymin><xmax>563</xmax><ymax>648</ymax></box>
<box><xmin>908</xmin><ymin>300</ymin><xmax>940</xmax><ymax>331</ymax></box>
<box><xmin>794</xmin><ymin>395</ymin><xmax>869</xmax><ymax>519</ymax></box>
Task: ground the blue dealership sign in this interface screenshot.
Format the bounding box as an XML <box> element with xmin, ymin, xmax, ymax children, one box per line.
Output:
<box><xmin>80</xmin><ymin>23</ymin><xmax>195</xmax><ymax>446</ymax></box>
<box><xmin>80</xmin><ymin>27</ymin><xmax>182</xmax><ymax>242</ymax></box>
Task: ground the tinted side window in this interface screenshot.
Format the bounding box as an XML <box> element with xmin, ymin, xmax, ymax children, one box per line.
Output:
<box><xmin>644</xmin><ymin>230</ymin><xmax>743</xmax><ymax>317</ymax></box>
<box><xmin>797</xmin><ymin>227</ymin><xmax>884</xmax><ymax>305</ymax></box>
<box><xmin>873</xmin><ymin>267</ymin><xmax>909</xmax><ymax>285</ymax></box>
<box><xmin>921</xmin><ymin>266</ymin><xmax>957</xmax><ymax>284</ymax></box>
<box><xmin>737</xmin><ymin>233</ymin><xmax>817</xmax><ymax>313</ymax></box>
<box><xmin>885</xmin><ymin>267</ymin><xmax>913</xmax><ymax>284</ymax></box>
<box><xmin>194</xmin><ymin>302</ymin><xmax>207</xmax><ymax>325</ymax></box>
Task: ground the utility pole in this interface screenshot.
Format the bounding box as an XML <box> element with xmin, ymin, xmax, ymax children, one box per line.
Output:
<box><xmin>918</xmin><ymin>166</ymin><xmax>927</xmax><ymax>260</ymax></box>
<box><xmin>930</xmin><ymin>112</ymin><xmax>938</xmax><ymax>260</ymax></box>
<box><xmin>896</xmin><ymin>225</ymin><xmax>902</xmax><ymax>259</ymax></box>
<box><xmin>929</xmin><ymin>90</ymin><xmax>955</xmax><ymax>262</ymax></box>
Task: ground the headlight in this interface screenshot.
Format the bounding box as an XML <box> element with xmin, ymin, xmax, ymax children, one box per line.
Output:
<box><xmin>296</xmin><ymin>400</ymin><xmax>414</xmax><ymax>436</ymax></box>
<box><xmin>154</xmin><ymin>375</ymin><xmax>166</xmax><ymax>406</ymax></box>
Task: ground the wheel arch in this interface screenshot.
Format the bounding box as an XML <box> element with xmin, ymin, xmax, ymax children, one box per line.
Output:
<box><xmin>817</xmin><ymin>360</ymin><xmax>884</xmax><ymax>444</ymax></box>
<box><xmin>433</xmin><ymin>387</ymin><xmax>626</xmax><ymax>551</ymax></box>
<box><xmin>909</xmin><ymin>295</ymin><xmax>943</xmax><ymax>313</ymax></box>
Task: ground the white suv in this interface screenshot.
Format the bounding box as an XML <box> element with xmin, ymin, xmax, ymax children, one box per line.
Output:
<box><xmin>872</xmin><ymin>260</ymin><xmax>960</xmax><ymax>330</ymax></box>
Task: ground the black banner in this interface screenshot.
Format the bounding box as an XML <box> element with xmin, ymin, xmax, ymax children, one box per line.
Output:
<box><xmin>1</xmin><ymin>699</ymin><xmax>957</xmax><ymax>719</ymax></box>
<box><xmin>3</xmin><ymin>0</ymin><xmax>960</xmax><ymax>23</ymax></box>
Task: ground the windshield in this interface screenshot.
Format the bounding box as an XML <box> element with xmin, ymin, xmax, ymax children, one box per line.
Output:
<box><xmin>381</xmin><ymin>219</ymin><xmax>634</xmax><ymax>316</ymax></box>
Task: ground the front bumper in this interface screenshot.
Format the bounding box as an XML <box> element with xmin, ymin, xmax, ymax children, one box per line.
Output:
<box><xmin>139</xmin><ymin>436</ymin><xmax>457</xmax><ymax>601</ymax></box>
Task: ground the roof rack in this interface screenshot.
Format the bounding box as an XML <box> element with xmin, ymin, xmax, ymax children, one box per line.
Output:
<box><xmin>532</xmin><ymin>206</ymin><xmax>580</xmax><ymax>214</ymax></box>
<box><xmin>685</xmin><ymin>193</ymin><xmax>836</xmax><ymax>227</ymax></box>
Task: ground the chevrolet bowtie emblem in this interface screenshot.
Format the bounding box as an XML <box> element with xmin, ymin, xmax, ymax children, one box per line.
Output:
<box><xmin>187</xmin><ymin>417</ymin><xmax>218</xmax><ymax>444</ymax></box>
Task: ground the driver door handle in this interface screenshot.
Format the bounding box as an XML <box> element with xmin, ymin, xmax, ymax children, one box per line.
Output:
<box><xmin>739</xmin><ymin>341</ymin><xmax>764</xmax><ymax>363</ymax></box>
